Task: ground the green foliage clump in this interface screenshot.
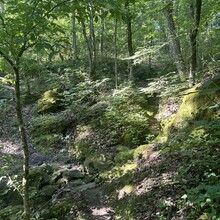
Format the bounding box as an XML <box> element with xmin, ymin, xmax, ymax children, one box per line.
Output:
<box><xmin>101</xmin><ymin>86</ymin><xmax>152</xmax><ymax>146</ymax></box>
<box><xmin>33</xmin><ymin>134</ymin><xmax>62</xmax><ymax>153</ymax></box>
<box><xmin>0</xmin><ymin>205</ymin><xmax>23</xmax><ymax>220</ymax></box>
<box><xmin>115</xmin><ymin>196</ymin><xmax>136</xmax><ymax>220</ymax></box>
<box><xmin>30</xmin><ymin>113</ymin><xmax>70</xmax><ymax>137</ymax></box>
<box><xmin>177</xmin><ymin>146</ymin><xmax>220</xmax><ymax>219</ymax></box>
<box><xmin>30</xmin><ymin>113</ymin><xmax>71</xmax><ymax>151</ymax></box>
<box><xmin>50</xmin><ymin>201</ymin><xmax>73</xmax><ymax>217</ymax></box>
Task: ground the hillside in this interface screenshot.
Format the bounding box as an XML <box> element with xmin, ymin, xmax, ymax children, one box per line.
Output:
<box><xmin>1</xmin><ymin>69</ymin><xmax>220</xmax><ymax>220</ymax></box>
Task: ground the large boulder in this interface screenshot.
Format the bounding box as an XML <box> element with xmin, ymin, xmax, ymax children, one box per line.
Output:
<box><xmin>36</xmin><ymin>88</ymin><xmax>62</xmax><ymax>114</ymax></box>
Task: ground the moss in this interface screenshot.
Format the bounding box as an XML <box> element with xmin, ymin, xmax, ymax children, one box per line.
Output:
<box><xmin>40</xmin><ymin>185</ymin><xmax>58</xmax><ymax>199</ymax></box>
<box><xmin>73</xmin><ymin>139</ymin><xmax>93</xmax><ymax>160</ymax></box>
<box><xmin>118</xmin><ymin>185</ymin><xmax>134</xmax><ymax>199</ymax></box>
<box><xmin>49</xmin><ymin>200</ymin><xmax>73</xmax><ymax>219</ymax></box>
<box><xmin>114</xmin><ymin>146</ymin><xmax>134</xmax><ymax>164</ymax></box>
<box><xmin>69</xmin><ymin>126</ymin><xmax>93</xmax><ymax>159</ymax></box>
<box><xmin>30</xmin><ymin>113</ymin><xmax>70</xmax><ymax>137</ymax></box>
<box><xmin>133</xmin><ymin>144</ymin><xmax>152</xmax><ymax>159</ymax></box>
<box><xmin>160</xmin><ymin>87</ymin><xmax>218</xmax><ymax>138</ymax></box>
<box><xmin>172</xmin><ymin>87</ymin><xmax>214</xmax><ymax>127</ymax></box>
<box><xmin>197</xmin><ymin>213</ymin><xmax>209</xmax><ymax>220</ymax></box>
<box><xmin>84</xmin><ymin>152</ymin><xmax>114</xmax><ymax>174</ymax></box>
<box><xmin>33</xmin><ymin>134</ymin><xmax>62</xmax><ymax>152</ymax></box>
<box><xmin>36</xmin><ymin>88</ymin><xmax>62</xmax><ymax>114</ymax></box>
<box><xmin>121</xmin><ymin>163</ymin><xmax>137</xmax><ymax>175</ymax></box>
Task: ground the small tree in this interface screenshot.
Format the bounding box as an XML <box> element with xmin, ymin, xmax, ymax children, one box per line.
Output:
<box><xmin>0</xmin><ymin>1</ymin><xmax>69</xmax><ymax>219</ymax></box>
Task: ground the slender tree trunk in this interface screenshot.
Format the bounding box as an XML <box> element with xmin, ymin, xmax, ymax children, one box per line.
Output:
<box><xmin>81</xmin><ymin>19</ymin><xmax>93</xmax><ymax>77</ymax></box>
<box><xmin>125</xmin><ymin>0</ymin><xmax>134</xmax><ymax>57</ymax></box>
<box><xmin>72</xmin><ymin>9</ymin><xmax>77</xmax><ymax>63</ymax></box>
<box><xmin>125</xmin><ymin>0</ymin><xmax>134</xmax><ymax>80</ymax></box>
<box><xmin>114</xmin><ymin>19</ymin><xmax>118</xmax><ymax>89</ymax></box>
<box><xmin>100</xmin><ymin>13</ymin><xmax>105</xmax><ymax>56</ymax></box>
<box><xmin>14</xmin><ymin>65</ymin><xmax>30</xmax><ymax>220</ymax></box>
<box><xmin>89</xmin><ymin>1</ymin><xmax>96</xmax><ymax>74</ymax></box>
<box><xmin>164</xmin><ymin>0</ymin><xmax>185</xmax><ymax>80</ymax></box>
<box><xmin>149</xmin><ymin>36</ymin><xmax>153</xmax><ymax>68</ymax></box>
<box><xmin>189</xmin><ymin>0</ymin><xmax>202</xmax><ymax>87</ymax></box>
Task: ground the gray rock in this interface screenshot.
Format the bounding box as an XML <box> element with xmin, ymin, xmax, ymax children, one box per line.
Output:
<box><xmin>40</xmin><ymin>185</ymin><xmax>58</xmax><ymax>198</ymax></box>
<box><xmin>73</xmin><ymin>182</ymin><xmax>96</xmax><ymax>192</ymax></box>
<box><xmin>62</xmin><ymin>170</ymin><xmax>84</xmax><ymax>181</ymax></box>
<box><xmin>69</xmin><ymin>179</ymin><xmax>85</xmax><ymax>187</ymax></box>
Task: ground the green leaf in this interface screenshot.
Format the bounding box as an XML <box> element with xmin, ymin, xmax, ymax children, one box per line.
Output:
<box><xmin>49</xmin><ymin>51</ymin><xmax>59</xmax><ymax>61</ymax></box>
<box><xmin>181</xmin><ymin>194</ymin><xmax>188</xmax><ymax>199</ymax></box>
<box><xmin>200</xmin><ymin>74</ymin><xmax>220</xmax><ymax>88</ymax></box>
<box><xmin>200</xmin><ymin>87</ymin><xmax>219</xmax><ymax>95</ymax></box>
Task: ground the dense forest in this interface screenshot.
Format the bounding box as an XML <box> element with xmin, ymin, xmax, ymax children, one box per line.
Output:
<box><xmin>0</xmin><ymin>0</ymin><xmax>220</xmax><ymax>219</ymax></box>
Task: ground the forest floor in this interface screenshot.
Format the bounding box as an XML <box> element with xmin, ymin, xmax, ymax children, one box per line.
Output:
<box><xmin>0</xmin><ymin>102</ymin><xmax>117</xmax><ymax>219</ymax></box>
<box><xmin>1</xmin><ymin>76</ymin><xmax>219</xmax><ymax>220</ymax></box>
<box><xmin>0</xmin><ymin>100</ymin><xmax>188</xmax><ymax>220</ymax></box>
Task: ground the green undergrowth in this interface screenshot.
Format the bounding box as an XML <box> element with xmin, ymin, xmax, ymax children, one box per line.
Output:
<box><xmin>30</xmin><ymin>113</ymin><xmax>72</xmax><ymax>152</ymax></box>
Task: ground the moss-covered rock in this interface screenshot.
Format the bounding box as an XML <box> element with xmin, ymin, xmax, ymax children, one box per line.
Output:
<box><xmin>49</xmin><ymin>200</ymin><xmax>75</xmax><ymax>219</ymax></box>
<box><xmin>84</xmin><ymin>152</ymin><xmax>114</xmax><ymax>174</ymax></box>
<box><xmin>172</xmin><ymin>87</ymin><xmax>215</xmax><ymax>127</ymax></box>
<box><xmin>36</xmin><ymin>88</ymin><xmax>62</xmax><ymax>114</ymax></box>
<box><xmin>40</xmin><ymin>185</ymin><xmax>58</xmax><ymax>199</ymax></box>
<box><xmin>161</xmin><ymin>87</ymin><xmax>219</xmax><ymax>137</ymax></box>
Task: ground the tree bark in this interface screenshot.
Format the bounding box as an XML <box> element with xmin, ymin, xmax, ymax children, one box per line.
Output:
<box><xmin>89</xmin><ymin>1</ymin><xmax>96</xmax><ymax>74</ymax></box>
<box><xmin>125</xmin><ymin>0</ymin><xmax>134</xmax><ymax>57</ymax></box>
<box><xmin>72</xmin><ymin>9</ymin><xmax>77</xmax><ymax>63</ymax></box>
<box><xmin>164</xmin><ymin>0</ymin><xmax>185</xmax><ymax>81</ymax></box>
<box><xmin>100</xmin><ymin>12</ymin><xmax>105</xmax><ymax>56</ymax></box>
<box><xmin>14</xmin><ymin>64</ymin><xmax>30</xmax><ymax>220</ymax></box>
<box><xmin>189</xmin><ymin>0</ymin><xmax>202</xmax><ymax>87</ymax></box>
<box><xmin>114</xmin><ymin>19</ymin><xmax>118</xmax><ymax>89</ymax></box>
<box><xmin>80</xmin><ymin>19</ymin><xmax>93</xmax><ymax>77</ymax></box>
<box><xmin>125</xmin><ymin>0</ymin><xmax>134</xmax><ymax>80</ymax></box>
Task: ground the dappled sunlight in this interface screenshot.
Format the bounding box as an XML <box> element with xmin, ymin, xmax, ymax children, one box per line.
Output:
<box><xmin>0</xmin><ymin>139</ymin><xmax>22</xmax><ymax>156</ymax></box>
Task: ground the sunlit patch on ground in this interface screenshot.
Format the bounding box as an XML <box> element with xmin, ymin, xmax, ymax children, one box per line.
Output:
<box><xmin>0</xmin><ymin>140</ymin><xmax>22</xmax><ymax>155</ymax></box>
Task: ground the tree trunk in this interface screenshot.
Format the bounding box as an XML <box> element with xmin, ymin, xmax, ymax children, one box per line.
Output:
<box><xmin>72</xmin><ymin>9</ymin><xmax>77</xmax><ymax>63</ymax></box>
<box><xmin>125</xmin><ymin>0</ymin><xmax>134</xmax><ymax>57</ymax></box>
<box><xmin>89</xmin><ymin>1</ymin><xmax>96</xmax><ymax>74</ymax></box>
<box><xmin>81</xmin><ymin>19</ymin><xmax>93</xmax><ymax>77</ymax></box>
<box><xmin>114</xmin><ymin>19</ymin><xmax>118</xmax><ymax>89</ymax></box>
<box><xmin>100</xmin><ymin>13</ymin><xmax>105</xmax><ymax>56</ymax></box>
<box><xmin>189</xmin><ymin>0</ymin><xmax>202</xmax><ymax>87</ymax></box>
<box><xmin>125</xmin><ymin>0</ymin><xmax>134</xmax><ymax>80</ymax></box>
<box><xmin>14</xmin><ymin>65</ymin><xmax>30</xmax><ymax>220</ymax></box>
<box><xmin>164</xmin><ymin>0</ymin><xmax>185</xmax><ymax>81</ymax></box>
